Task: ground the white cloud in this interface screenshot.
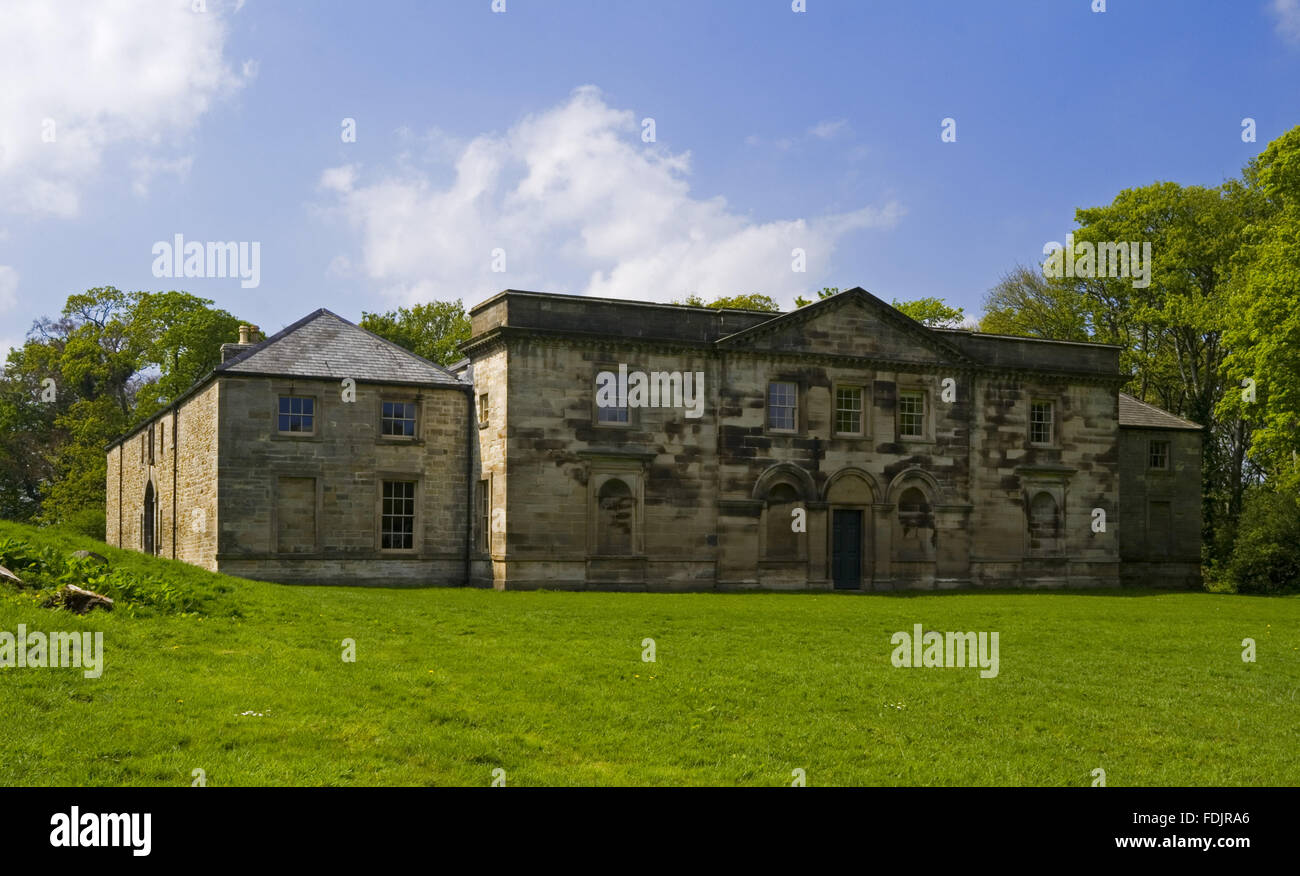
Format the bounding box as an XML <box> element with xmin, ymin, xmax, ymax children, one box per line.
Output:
<box><xmin>1273</xmin><ymin>0</ymin><xmax>1300</xmax><ymax>41</ymax></box>
<box><xmin>320</xmin><ymin>87</ymin><xmax>901</xmax><ymax>307</ymax></box>
<box><xmin>808</xmin><ymin>119</ymin><xmax>848</xmax><ymax>139</ymax></box>
<box><xmin>131</xmin><ymin>155</ymin><xmax>195</xmax><ymax>198</ymax></box>
<box><xmin>0</xmin><ymin>266</ymin><xmax>17</xmax><ymax>313</ymax></box>
<box><xmin>0</xmin><ymin>0</ymin><xmax>248</xmax><ymax>217</ymax></box>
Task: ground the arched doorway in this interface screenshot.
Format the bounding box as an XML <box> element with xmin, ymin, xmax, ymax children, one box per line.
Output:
<box><xmin>143</xmin><ymin>481</ymin><xmax>156</xmax><ymax>555</ymax></box>
<box><xmin>824</xmin><ymin>469</ymin><xmax>879</xmax><ymax>590</ymax></box>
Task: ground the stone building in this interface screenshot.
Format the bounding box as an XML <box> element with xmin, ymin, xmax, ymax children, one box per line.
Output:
<box><xmin>460</xmin><ymin>287</ymin><xmax>1202</xmax><ymax>590</ymax></box>
<box><xmin>107</xmin><ymin>288</ymin><xmax>1203</xmax><ymax>590</ymax></box>
<box><xmin>106</xmin><ymin>310</ymin><xmax>474</xmax><ymax>586</ymax></box>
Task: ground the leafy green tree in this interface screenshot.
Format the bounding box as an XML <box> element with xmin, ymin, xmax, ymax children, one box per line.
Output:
<box><xmin>0</xmin><ymin>287</ymin><xmax>244</xmax><ymax>532</ymax></box>
<box><xmin>130</xmin><ymin>291</ymin><xmax>245</xmax><ymax>420</ymax></box>
<box><xmin>674</xmin><ymin>293</ymin><xmax>782</xmax><ymax>312</ymax></box>
<box><xmin>1219</xmin><ymin>126</ymin><xmax>1300</xmax><ymax>478</ymax></box>
<box><xmin>980</xmin><ymin>265</ymin><xmax>1089</xmax><ymax>341</ymax></box>
<box><xmin>794</xmin><ymin>287</ymin><xmax>839</xmax><ymax>307</ymax></box>
<box><xmin>890</xmin><ymin>296</ymin><xmax>965</xmax><ymax>328</ymax></box>
<box><xmin>359</xmin><ymin>301</ymin><xmax>471</xmax><ymax>366</ymax></box>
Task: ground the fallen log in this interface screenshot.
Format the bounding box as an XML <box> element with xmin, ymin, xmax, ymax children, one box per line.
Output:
<box><xmin>48</xmin><ymin>584</ymin><xmax>115</xmax><ymax>615</ymax></box>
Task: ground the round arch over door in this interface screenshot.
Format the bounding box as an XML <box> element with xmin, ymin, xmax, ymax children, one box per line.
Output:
<box><xmin>825</xmin><ymin>469</ymin><xmax>877</xmax><ymax>590</ymax></box>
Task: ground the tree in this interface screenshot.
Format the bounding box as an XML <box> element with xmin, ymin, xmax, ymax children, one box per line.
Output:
<box><xmin>890</xmin><ymin>296</ymin><xmax>965</xmax><ymax>328</ymax></box>
<box><xmin>674</xmin><ymin>293</ymin><xmax>782</xmax><ymax>312</ymax></box>
<box><xmin>794</xmin><ymin>287</ymin><xmax>839</xmax><ymax>308</ymax></box>
<box><xmin>0</xmin><ymin>287</ymin><xmax>244</xmax><ymax>533</ymax></box>
<box><xmin>980</xmin><ymin>265</ymin><xmax>1089</xmax><ymax>341</ymax></box>
<box><xmin>359</xmin><ymin>301</ymin><xmax>471</xmax><ymax>366</ymax></box>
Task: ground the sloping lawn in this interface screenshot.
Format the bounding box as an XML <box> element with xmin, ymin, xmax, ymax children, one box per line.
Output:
<box><xmin>1</xmin><ymin>520</ymin><xmax>1296</xmax><ymax>786</ymax></box>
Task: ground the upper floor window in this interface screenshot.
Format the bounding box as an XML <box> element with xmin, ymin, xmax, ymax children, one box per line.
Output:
<box><xmin>834</xmin><ymin>386</ymin><xmax>864</xmax><ymax>436</ymax></box>
<box><xmin>147</xmin><ymin>423</ymin><xmax>155</xmax><ymax>465</ymax></box>
<box><xmin>767</xmin><ymin>381</ymin><xmax>798</xmax><ymax>431</ymax></box>
<box><xmin>382</xmin><ymin>401</ymin><xmax>417</xmax><ymax>437</ymax></box>
<box><xmin>278</xmin><ymin>396</ymin><xmax>315</xmax><ymax>434</ymax></box>
<box><xmin>1149</xmin><ymin>439</ymin><xmax>1170</xmax><ymax>470</ymax></box>
<box><xmin>477</xmin><ymin>393</ymin><xmax>489</xmax><ymax>427</ymax></box>
<box><xmin>898</xmin><ymin>391</ymin><xmax>925</xmax><ymax>439</ymax></box>
<box><xmin>595</xmin><ymin>369</ymin><xmax>629</xmax><ymax>426</ymax></box>
<box><xmin>1030</xmin><ymin>400</ymin><xmax>1054</xmax><ymax>445</ymax></box>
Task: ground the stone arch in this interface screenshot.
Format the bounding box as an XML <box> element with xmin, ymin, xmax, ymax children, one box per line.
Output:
<box><xmin>763</xmin><ymin>482</ymin><xmax>802</xmax><ymax>559</ymax></box>
<box><xmin>885</xmin><ymin>467</ymin><xmax>943</xmax><ymax>505</ymax></box>
<box><xmin>822</xmin><ymin>466</ymin><xmax>881</xmax><ymax>505</ymax></box>
<box><xmin>889</xmin><ymin>470</ymin><xmax>938</xmax><ymax>566</ymax></box>
<box><xmin>596</xmin><ymin>477</ymin><xmax>635</xmax><ymax>555</ymax></box>
<box><xmin>752</xmin><ymin>462</ymin><xmax>818</xmax><ymax>504</ymax></box>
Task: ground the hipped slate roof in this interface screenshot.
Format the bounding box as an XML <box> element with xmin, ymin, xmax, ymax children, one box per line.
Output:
<box><xmin>106</xmin><ymin>309</ymin><xmax>463</xmax><ymax>449</ymax></box>
<box><xmin>1118</xmin><ymin>392</ymin><xmax>1201</xmax><ymax>431</ymax></box>
<box><xmin>219</xmin><ymin>309</ymin><xmax>463</xmax><ymax>386</ymax></box>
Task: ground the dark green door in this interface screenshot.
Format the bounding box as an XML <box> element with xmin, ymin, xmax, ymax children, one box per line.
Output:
<box><xmin>832</xmin><ymin>510</ymin><xmax>863</xmax><ymax>589</ymax></box>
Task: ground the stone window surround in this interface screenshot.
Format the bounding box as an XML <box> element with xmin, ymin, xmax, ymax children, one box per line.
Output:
<box><xmin>477</xmin><ymin>392</ymin><xmax>489</xmax><ymax>429</ymax></box>
<box><xmin>591</xmin><ymin>363</ymin><xmax>638</xmax><ymax>430</ymax></box>
<box><xmin>765</xmin><ymin>378</ymin><xmax>802</xmax><ymax>435</ymax></box>
<box><xmin>377</xmin><ymin>394</ymin><xmax>422</xmax><ymax>443</ymax></box>
<box><xmin>584</xmin><ymin>455</ymin><xmax>647</xmax><ymax>557</ymax></box>
<box><xmin>477</xmin><ymin>473</ymin><xmax>493</xmax><ymax>556</ymax></box>
<box><xmin>1020</xmin><ymin>476</ymin><xmax>1068</xmax><ymax>557</ymax></box>
<box><xmin>273</xmin><ymin>387</ymin><xmax>319</xmax><ymax>439</ymax></box>
<box><xmin>375</xmin><ymin>472</ymin><xmax>424</xmax><ymax>554</ymax></box>
<box><xmin>832</xmin><ymin>382</ymin><xmax>868</xmax><ymax>438</ymax></box>
<box><xmin>1148</xmin><ymin>438</ymin><xmax>1171</xmax><ymax>471</ymax></box>
<box><xmin>1028</xmin><ymin>397</ymin><xmax>1060</xmax><ymax>448</ymax></box>
<box><xmin>895</xmin><ymin>383</ymin><xmax>934</xmax><ymax>444</ymax></box>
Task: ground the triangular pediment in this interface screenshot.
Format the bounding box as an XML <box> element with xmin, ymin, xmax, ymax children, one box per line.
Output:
<box><xmin>715</xmin><ymin>288</ymin><xmax>972</xmax><ymax>366</ymax></box>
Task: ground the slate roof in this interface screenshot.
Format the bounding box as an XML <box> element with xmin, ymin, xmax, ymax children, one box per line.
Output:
<box><xmin>1118</xmin><ymin>392</ymin><xmax>1201</xmax><ymax>431</ymax></box>
<box><xmin>218</xmin><ymin>309</ymin><xmax>463</xmax><ymax>386</ymax></box>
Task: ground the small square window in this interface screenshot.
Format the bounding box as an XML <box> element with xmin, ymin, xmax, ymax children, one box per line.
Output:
<box><xmin>834</xmin><ymin>386</ymin><xmax>863</xmax><ymax>435</ymax></box>
<box><xmin>898</xmin><ymin>391</ymin><xmax>925</xmax><ymax>438</ymax></box>
<box><xmin>1030</xmin><ymin>401</ymin><xmax>1054</xmax><ymax>445</ymax></box>
<box><xmin>768</xmin><ymin>382</ymin><xmax>798</xmax><ymax>431</ymax></box>
<box><xmin>278</xmin><ymin>396</ymin><xmax>315</xmax><ymax>434</ymax></box>
<box><xmin>1149</xmin><ymin>440</ymin><xmax>1170</xmax><ymax>470</ymax></box>
<box><xmin>381</xmin><ymin>480</ymin><xmax>416</xmax><ymax>550</ymax></box>
<box><xmin>382</xmin><ymin>401</ymin><xmax>417</xmax><ymax>437</ymax></box>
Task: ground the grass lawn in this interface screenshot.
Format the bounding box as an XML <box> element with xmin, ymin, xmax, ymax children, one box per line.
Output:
<box><xmin>1</xmin><ymin>520</ymin><xmax>1297</xmax><ymax>786</ymax></box>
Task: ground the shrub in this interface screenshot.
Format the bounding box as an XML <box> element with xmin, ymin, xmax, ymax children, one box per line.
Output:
<box><xmin>59</xmin><ymin>508</ymin><xmax>107</xmax><ymax>542</ymax></box>
<box><xmin>1224</xmin><ymin>485</ymin><xmax>1300</xmax><ymax>594</ymax></box>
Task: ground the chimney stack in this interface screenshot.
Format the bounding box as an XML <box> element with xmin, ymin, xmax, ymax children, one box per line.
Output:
<box><xmin>221</xmin><ymin>323</ymin><xmax>261</xmax><ymax>363</ymax></box>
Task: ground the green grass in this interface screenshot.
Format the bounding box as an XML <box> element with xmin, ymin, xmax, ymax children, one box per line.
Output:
<box><xmin>1</xmin><ymin>519</ymin><xmax>1297</xmax><ymax>786</ymax></box>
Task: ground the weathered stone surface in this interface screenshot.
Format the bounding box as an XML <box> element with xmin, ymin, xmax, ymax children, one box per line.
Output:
<box><xmin>105</xmin><ymin>293</ymin><xmax>1204</xmax><ymax>592</ymax></box>
<box><xmin>463</xmin><ymin>288</ymin><xmax>1202</xmax><ymax>591</ymax></box>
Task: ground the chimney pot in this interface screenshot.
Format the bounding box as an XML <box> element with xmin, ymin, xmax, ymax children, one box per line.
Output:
<box><xmin>238</xmin><ymin>324</ymin><xmax>251</xmax><ymax>345</ymax></box>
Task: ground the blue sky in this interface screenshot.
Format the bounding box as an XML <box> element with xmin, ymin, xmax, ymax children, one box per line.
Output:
<box><xmin>3</xmin><ymin>0</ymin><xmax>1299</xmax><ymax>354</ymax></box>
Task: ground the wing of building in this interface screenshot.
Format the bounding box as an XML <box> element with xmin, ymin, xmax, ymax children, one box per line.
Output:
<box><xmin>107</xmin><ymin>288</ymin><xmax>1203</xmax><ymax>590</ymax></box>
